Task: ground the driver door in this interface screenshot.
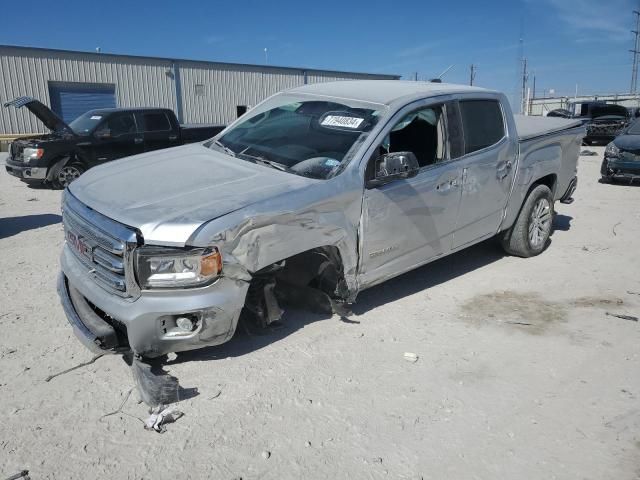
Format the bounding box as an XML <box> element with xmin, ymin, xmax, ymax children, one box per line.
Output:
<box><xmin>358</xmin><ymin>100</ymin><xmax>465</xmax><ymax>288</ymax></box>
<box><xmin>93</xmin><ymin>112</ymin><xmax>144</xmax><ymax>164</ymax></box>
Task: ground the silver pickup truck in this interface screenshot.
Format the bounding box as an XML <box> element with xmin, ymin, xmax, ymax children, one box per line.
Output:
<box><xmin>58</xmin><ymin>81</ymin><xmax>583</xmax><ymax>387</ymax></box>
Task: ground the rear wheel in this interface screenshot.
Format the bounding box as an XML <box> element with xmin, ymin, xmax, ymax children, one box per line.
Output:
<box><xmin>52</xmin><ymin>162</ymin><xmax>84</xmax><ymax>189</ymax></box>
<box><xmin>500</xmin><ymin>184</ymin><xmax>554</xmax><ymax>257</ymax></box>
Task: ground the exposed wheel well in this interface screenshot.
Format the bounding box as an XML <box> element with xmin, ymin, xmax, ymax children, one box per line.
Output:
<box><xmin>242</xmin><ymin>246</ymin><xmax>349</xmax><ymax>327</ymax></box>
<box><xmin>531</xmin><ymin>173</ymin><xmax>557</xmax><ymax>197</ymax></box>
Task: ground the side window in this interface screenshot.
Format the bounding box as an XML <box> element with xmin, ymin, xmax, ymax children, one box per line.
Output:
<box><xmin>143</xmin><ymin>112</ymin><xmax>171</xmax><ymax>132</ymax></box>
<box><xmin>106</xmin><ymin>113</ymin><xmax>136</xmax><ymax>136</ymax></box>
<box><xmin>383</xmin><ymin>105</ymin><xmax>448</xmax><ymax>168</ymax></box>
<box><xmin>459</xmin><ymin>100</ymin><xmax>505</xmax><ymax>154</ymax></box>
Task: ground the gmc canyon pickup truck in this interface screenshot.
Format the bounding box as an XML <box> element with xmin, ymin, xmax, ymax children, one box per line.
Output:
<box><xmin>57</xmin><ymin>81</ymin><xmax>584</xmax><ymax>402</ymax></box>
<box><xmin>4</xmin><ymin>97</ymin><xmax>224</xmax><ymax>188</ymax></box>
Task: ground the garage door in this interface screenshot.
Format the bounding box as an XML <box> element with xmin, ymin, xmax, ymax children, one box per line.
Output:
<box><xmin>48</xmin><ymin>82</ymin><xmax>116</xmax><ymax>123</ymax></box>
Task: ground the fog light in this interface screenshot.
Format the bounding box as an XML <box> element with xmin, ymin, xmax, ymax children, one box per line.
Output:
<box><xmin>176</xmin><ymin>316</ymin><xmax>194</xmax><ymax>331</ymax></box>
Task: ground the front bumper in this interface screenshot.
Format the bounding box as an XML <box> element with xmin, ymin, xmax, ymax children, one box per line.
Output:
<box><xmin>601</xmin><ymin>155</ymin><xmax>640</xmax><ymax>180</ymax></box>
<box><xmin>60</xmin><ymin>245</ymin><xmax>249</xmax><ymax>357</ymax></box>
<box><xmin>5</xmin><ymin>158</ymin><xmax>47</xmax><ymax>180</ymax></box>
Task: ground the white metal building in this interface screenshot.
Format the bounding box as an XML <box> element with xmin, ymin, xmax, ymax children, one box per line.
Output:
<box><xmin>0</xmin><ymin>45</ymin><xmax>399</xmax><ymax>134</ymax></box>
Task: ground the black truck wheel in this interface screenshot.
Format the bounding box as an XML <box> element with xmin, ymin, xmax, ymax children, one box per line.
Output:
<box><xmin>499</xmin><ymin>184</ymin><xmax>554</xmax><ymax>257</ymax></box>
<box><xmin>51</xmin><ymin>161</ymin><xmax>85</xmax><ymax>189</ymax></box>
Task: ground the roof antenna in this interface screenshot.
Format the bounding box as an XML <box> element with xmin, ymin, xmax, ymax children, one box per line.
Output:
<box><xmin>430</xmin><ymin>64</ymin><xmax>454</xmax><ymax>83</ymax></box>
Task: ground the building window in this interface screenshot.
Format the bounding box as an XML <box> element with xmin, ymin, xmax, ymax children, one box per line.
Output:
<box><xmin>195</xmin><ymin>84</ymin><xmax>205</xmax><ymax>96</ymax></box>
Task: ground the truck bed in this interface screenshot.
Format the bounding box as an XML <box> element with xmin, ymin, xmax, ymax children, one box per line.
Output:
<box><xmin>514</xmin><ymin>115</ymin><xmax>583</xmax><ymax>141</ymax></box>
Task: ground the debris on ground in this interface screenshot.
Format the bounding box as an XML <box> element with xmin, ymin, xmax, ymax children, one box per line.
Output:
<box><xmin>261</xmin><ymin>450</ymin><xmax>271</xmax><ymax>459</ymax></box>
<box><xmin>4</xmin><ymin>471</ymin><xmax>30</xmax><ymax>480</ymax></box>
<box><xmin>605</xmin><ymin>312</ymin><xmax>639</xmax><ymax>322</ymax></box>
<box><xmin>612</xmin><ymin>221</ymin><xmax>621</xmax><ymax>236</ymax></box>
<box><xmin>580</xmin><ymin>150</ymin><xmax>598</xmax><ymax>156</ymax></box>
<box><xmin>208</xmin><ymin>389</ymin><xmax>222</xmax><ymax>400</ymax></box>
<box><xmin>627</xmin><ymin>290</ymin><xmax>640</xmax><ymax>296</ymax></box>
<box><xmin>144</xmin><ymin>405</ymin><xmax>184</xmax><ymax>433</ymax></box>
<box><xmin>404</xmin><ymin>352</ymin><xmax>419</xmax><ymax>363</ymax></box>
<box><xmin>44</xmin><ymin>354</ymin><xmax>104</xmax><ymax>382</ymax></box>
<box><xmin>126</xmin><ymin>354</ymin><xmax>181</xmax><ymax>407</ymax></box>
<box><xmin>99</xmin><ymin>388</ymin><xmax>135</xmax><ymax>421</ymax></box>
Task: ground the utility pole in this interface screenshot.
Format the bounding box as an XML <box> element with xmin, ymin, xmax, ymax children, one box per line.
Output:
<box><xmin>631</xmin><ymin>10</ymin><xmax>640</xmax><ymax>93</ymax></box>
<box><xmin>531</xmin><ymin>73</ymin><xmax>536</xmax><ymax>99</ymax></box>
<box><xmin>521</xmin><ymin>57</ymin><xmax>528</xmax><ymax>114</ymax></box>
<box><xmin>469</xmin><ymin>64</ymin><xmax>476</xmax><ymax>86</ymax></box>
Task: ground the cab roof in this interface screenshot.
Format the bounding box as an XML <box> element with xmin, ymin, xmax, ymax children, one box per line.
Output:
<box><xmin>286</xmin><ymin>80</ymin><xmax>495</xmax><ymax>106</ymax></box>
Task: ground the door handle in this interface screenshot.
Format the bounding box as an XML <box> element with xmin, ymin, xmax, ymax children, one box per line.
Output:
<box><xmin>134</xmin><ymin>137</ymin><xmax>143</xmax><ymax>144</ymax></box>
<box><xmin>169</xmin><ymin>135</ymin><xmax>178</xmax><ymax>141</ymax></box>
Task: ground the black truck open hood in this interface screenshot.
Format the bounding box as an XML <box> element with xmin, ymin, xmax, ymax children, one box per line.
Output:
<box><xmin>3</xmin><ymin>96</ymin><xmax>74</xmax><ymax>135</ymax></box>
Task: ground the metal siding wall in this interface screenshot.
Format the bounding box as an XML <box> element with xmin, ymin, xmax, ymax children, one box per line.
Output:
<box><xmin>179</xmin><ymin>63</ymin><xmax>394</xmax><ymax>125</ymax></box>
<box><xmin>0</xmin><ymin>46</ymin><xmax>397</xmax><ymax>134</ymax></box>
<box><xmin>179</xmin><ymin>62</ymin><xmax>305</xmax><ymax>124</ymax></box>
<box><xmin>0</xmin><ymin>47</ymin><xmax>176</xmax><ymax>134</ymax></box>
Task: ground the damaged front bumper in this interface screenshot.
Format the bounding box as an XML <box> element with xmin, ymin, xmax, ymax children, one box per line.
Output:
<box><xmin>59</xmin><ymin>246</ymin><xmax>249</xmax><ymax>358</ymax></box>
<box><xmin>601</xmin><ymin>155</ymin><xmax>640</xmax><ymax>181</ymax></box>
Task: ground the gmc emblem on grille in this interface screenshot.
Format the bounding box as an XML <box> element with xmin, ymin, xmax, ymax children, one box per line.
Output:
<box><xmin>66</xmin><ymin>230</ymin><xmax>93</xmax><ymax>261</ymax></box>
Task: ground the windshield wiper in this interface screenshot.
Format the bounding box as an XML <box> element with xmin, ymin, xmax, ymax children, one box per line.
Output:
<box><xmin>212</xmin><ymin>139</ymin><xmax>236</xmax><ymax>157</ymax></box>
<box><xmin>237</xmin><ymin>150</ymin><xmax>290</xmax><ymax>172</ymax></box>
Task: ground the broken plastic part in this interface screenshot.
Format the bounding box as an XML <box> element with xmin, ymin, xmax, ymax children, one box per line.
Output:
<box><xmin>124</xmin><ymin>353</ymin><xmax>198</xmax><ymax>407</ymax></box>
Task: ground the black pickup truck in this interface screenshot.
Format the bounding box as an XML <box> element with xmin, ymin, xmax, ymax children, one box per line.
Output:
<box><xmin>4</xmin><ymin>97</ymin><xmax>224</xmax><ymax>188</ymax></box>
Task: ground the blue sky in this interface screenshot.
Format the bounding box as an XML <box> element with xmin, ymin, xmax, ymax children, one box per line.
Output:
<box><xmin>1</xmin><ymin>0</ymin><xmax>637</xmax><ymax>100</ymax></box>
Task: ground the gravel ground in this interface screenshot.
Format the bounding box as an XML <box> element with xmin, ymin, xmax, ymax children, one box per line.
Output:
<box><xmin>1</xmin><ymin>147</ymin><xmax>639</xmax><ymax>479</ymax></box>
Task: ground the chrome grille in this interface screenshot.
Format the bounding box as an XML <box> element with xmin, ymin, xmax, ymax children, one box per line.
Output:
<box><xmin>62</xmin><ymin>193</ymin><xmax>140</xmax><ymax>299</ymax></box>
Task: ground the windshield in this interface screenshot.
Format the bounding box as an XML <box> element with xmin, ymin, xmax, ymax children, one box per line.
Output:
<box><xmin>69</xmin><ymin>111</ymin><xmax>106</xmax><ymax>135</ymax></box>
<box><xmin>211</xmin><ymin>95</ymin><xmax>385</xmax><ymax>179</ymax></box>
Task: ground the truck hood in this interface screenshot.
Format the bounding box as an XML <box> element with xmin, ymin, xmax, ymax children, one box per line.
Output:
<box><xmin>3</xmin><ymin>96</ymin><xmax>74</xmax><ymax>135</ymax></box>
<box><xmin>68</xmin><ymin>144</ymin><xmax>317</xmax><ymax>246</ymax></box>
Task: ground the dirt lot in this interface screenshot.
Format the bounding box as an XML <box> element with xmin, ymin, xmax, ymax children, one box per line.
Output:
<box><xmin>1</xmin><ymin>147</ymin><xmax>639</xmax><ymax>479</ymax></box>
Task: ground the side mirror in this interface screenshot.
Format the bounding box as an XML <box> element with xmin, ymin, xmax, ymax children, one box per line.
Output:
<box><xmin>367</xmin><ymin>151</ymin><xmax>420</xmax><ymax>188</ymax></box>
<box><xmin>95</xmin><ymin>129</ymin><xmax>111</xmax><ymax>139</ymax></box>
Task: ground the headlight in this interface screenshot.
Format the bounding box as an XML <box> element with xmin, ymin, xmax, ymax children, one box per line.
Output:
<box><xmin>605</xmin><ymin>142</ymin><xmax>620</xmax><ymax>157</ymax></box>
<box><xmin>135</xmin><ymin>246</ymin><xmax>222</xmax><ymax>289</ymax></box>
<box><xmin>23</xmin><ymin>147</ymin><xmax>44</xmax><ymax>163</ymax></box>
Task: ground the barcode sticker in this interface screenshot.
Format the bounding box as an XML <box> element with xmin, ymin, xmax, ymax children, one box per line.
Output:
<box><xmin>321</xmin><ymin>115</ymin><xmax>364</xmax><ymax>129</ymax></box>
<box><xmin>90</xmin><ymin>115</ymin><xmax>102</xmax><ymax>120</ymax></box>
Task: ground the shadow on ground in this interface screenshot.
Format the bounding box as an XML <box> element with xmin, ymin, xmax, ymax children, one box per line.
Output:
<box><xmin>174</xmin><ymin>238</ymin><xmax>506</xmax><ymax>365</ymax></box>
<box><xmin>0</xmin><ymin>213</ymin><xmax>61</xmax><ymax>239</ymax></box>
<box><xmin>553</xmin><ymin>214</ymin><xmax>573</xmax><ymax>232</ymax></box>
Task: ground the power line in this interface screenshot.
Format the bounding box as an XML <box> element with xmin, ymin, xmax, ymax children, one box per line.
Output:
<box><xmin>521</xmin><ymin>57</ymin><xmax>528</xmax><ymax>114</ymax></box>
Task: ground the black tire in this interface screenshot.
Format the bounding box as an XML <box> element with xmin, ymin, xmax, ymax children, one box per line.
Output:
<box><xmin>51</xmin><ymin>161</ymin><xmax>85</xmax><ymax>189</ymax></box>
<box><xmin>499</xmin><ymin>184</ymin><xmax>554</xmax><ymax>258</ymax></box>
<box><xmin>600</xmin><ymin>175</ymin><xmax>613</xmax><ymax>184</ymax></box>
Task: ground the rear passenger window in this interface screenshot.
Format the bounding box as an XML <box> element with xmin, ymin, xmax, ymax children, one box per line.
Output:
<box><xmin>459</xmin><ymin>100</ymin><xmax>505</xmax><ymax>154</ymax></box>
<box><xmin>143</xmin><ymin>112</ymin><xmax>171</xmax><ymax>132</ymax></box>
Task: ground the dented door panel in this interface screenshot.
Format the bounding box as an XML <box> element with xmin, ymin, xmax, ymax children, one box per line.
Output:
<box><xmin>358</xmin><ymin>161</ymin><xmax>463</xmax><ymax>288</ymax></box>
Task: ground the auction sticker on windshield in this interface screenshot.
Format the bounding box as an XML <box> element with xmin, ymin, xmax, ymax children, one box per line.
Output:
<box><xmin>321</xmin><ymin>115</ymin><xmax>364</xmax><ymax>129</ymax></box>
